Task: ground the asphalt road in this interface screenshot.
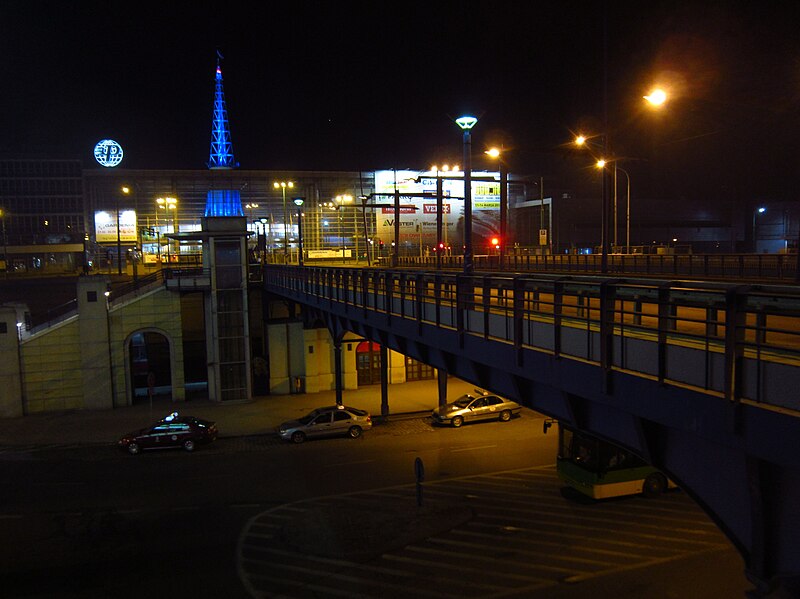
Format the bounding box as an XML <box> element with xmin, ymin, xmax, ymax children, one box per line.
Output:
<box><xmin>0</xmin><ymin>413</ymin><xmax>750</xmax><ymax>598</ymax></box>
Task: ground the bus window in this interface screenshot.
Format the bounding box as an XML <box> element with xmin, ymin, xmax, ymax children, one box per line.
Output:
<box><xmin>556</xmin><ymin>423</ymin><xmax>676</xmax><ymax>500</ymax></box>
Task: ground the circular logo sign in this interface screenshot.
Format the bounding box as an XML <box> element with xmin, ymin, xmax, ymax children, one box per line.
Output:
<box><xmin>93</xmin><ymin>139</ymin><xmax>124</xmax><ymax>168</ymax></box>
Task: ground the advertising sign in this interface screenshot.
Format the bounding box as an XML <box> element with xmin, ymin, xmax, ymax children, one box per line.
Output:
<box><xmin>93</xmin><ymin>139</ymin><xmax>124</xmax><ymax>168</ymax></box>
<box><xmin>373</xmin><ymin>170</ymin><xmax>501</xmax><ymax>249</ymax></box>
<box><xmin>94</xmin><ymin>210</ymin><xmax>138</xmax><ymax>243</ymax></box>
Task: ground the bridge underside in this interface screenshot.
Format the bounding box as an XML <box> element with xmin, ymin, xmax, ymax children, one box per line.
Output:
<box><xmin>298</xmin><ymin>301</ymin><xmax>800</xmax><ymax>596</ymax></box>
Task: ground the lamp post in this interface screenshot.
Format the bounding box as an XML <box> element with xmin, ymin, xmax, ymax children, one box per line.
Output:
<box><xmin>0</xmin><ymin>208</ymin><xmax>7</xmax><ymax>278</ymax></box>
<box><xmin>336</xmin><ymin>194</ymin><xmax>352</xmax><ymax>263</ymax></box>
<box><xmin>485</xmin><ymin>148</ymin><xmax>507</xmax><ymax>267</ymax></box>
<box><xmin>273</xmin><ymin>181</ymin><xmax>294</xmax><ymax>262</ymax></box>
<box><xmin>246</xmin><ymin>203</ymin><xmax>259</xmax><ymax>255</ymax></box>
<box><xmin>574</xmin><ymin>136</ymin><xmax>610</xmax><ymax>270</ymax></box>
<box><xmin>294</xmin><ymin>197</ymin><xmax>305</xmax><ymax>266</ymax></box>
<box><xmin>119</xmin><ymin>187</ymin><xmax>130</xmax><ymax>275</ymax></box>
<box><xmin>616</xmin><ymin>166</ymin><xmax>631</xmax><ymax>253</ymax></box>
<box><xmin>156</xmin><ymin>196</ymin><xmax>178</xmax><ymax>264</ymax></box>
<box><xmin>258</xmin><ymin>217</ymin><xmax>268</xmax><ymax>265</ymax></box>
<box><xmin>245</xmin><ymin>202</ymin><xmax>259</xmax><ymax>223</ymax></box>
<box><xmin>753</xmin><ymin>206</ymin><xmax>766</xmax><ymax>253</ymax></box>
<box><xmin>456</xmin><ymin>115</ymin><xmax>478</xmax><ymax>274</ymax></box>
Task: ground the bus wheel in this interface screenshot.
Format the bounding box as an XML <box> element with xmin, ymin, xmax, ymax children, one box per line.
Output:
<box><xmin>643</xmin><ymin>473</ymin><xmax>667</xmax><ymax>497</ymax></box>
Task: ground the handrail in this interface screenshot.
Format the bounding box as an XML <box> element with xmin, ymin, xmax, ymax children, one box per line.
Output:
<box><xmin>264</xmin><ymin>265</ymin><xmax>800</xmax><ymax>415</ymax></box>
<box><xmin>394</xmin><ymin>252</ymin><xmax>799</xmax><ymax>283</ymax></box>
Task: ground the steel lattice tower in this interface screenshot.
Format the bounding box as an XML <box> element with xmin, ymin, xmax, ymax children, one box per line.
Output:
<box><xmin>207</xmin><ymin>57</ymin><xmax>238</xmax><ymax>170</ymax></box>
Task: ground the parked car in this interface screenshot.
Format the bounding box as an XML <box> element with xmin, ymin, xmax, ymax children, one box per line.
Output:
<box><xmin>278</xmin><ymin>405</ymin><xmax>372</xmax><ymax>443</ymax></box>
<box><xmin>118</xmin><ymin>412</ymin><xmax>217</xmax><ymax>455</ymax></box>
<box><xmin>431</xmin><ymin>392</ymin><xmax>521</xmax><ymax>428</ymax></box>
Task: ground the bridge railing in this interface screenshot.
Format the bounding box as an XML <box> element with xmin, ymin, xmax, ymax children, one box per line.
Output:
<box><xmin>266</xmin><ymin>265</ymin><xmax>800</xmax><ymax>415</ymax></box>
<box><xmin>396</xmin><ymin>252</ymin><xmax>799</xmax><ymax>282</ymax></box>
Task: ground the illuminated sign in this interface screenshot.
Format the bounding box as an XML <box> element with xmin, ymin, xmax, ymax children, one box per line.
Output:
<box><xmin>94</xmin><ymin>210</ymin><xmax>138</xmax><ymax>242</ymax></box>
<box><xmin>373</xmin><ymin>169</ymin><xmax>501</xmax><ymax>246</ymax></box>
<box><xmin>93</xmin><ymin>139</ymin><xmax>124</xmax><ymax>168</ymax></box>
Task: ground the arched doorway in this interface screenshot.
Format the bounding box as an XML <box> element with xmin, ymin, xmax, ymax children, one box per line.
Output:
<box><xmin>356</xmin><ymin>341</ymin><xmax>382</xmax><ymax>386</ymax></box>
<box><xmin>129</xmin><ymin>331</ymin><xmax>172</xmax><ymax>403</ymax></box>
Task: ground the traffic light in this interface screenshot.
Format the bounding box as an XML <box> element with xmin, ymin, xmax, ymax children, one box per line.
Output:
<box><xmin>491</xmin><ymin>237</ymin><xmax>500</xmax><ymax>249</ymax></box>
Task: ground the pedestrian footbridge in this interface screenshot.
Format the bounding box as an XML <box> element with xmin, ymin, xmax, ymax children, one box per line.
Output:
<box><xmin>264</xmin><ymin>265</ymin><xmax>800</xmax><ymax>597</ymax></box>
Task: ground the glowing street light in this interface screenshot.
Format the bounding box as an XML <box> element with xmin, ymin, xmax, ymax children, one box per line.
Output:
<box><xmin>643</xmin><ymin>88</ymin><xmax>668</xmax><ymax>107</ymax></box>
<box><xmin>273</xmin><ymin>181</ymin><xmax>294</xmax><ymax>261</ymax></box>
<box><xmin>118</xmin><ymin>186</ymin><xmax>130</xmax><ymax>275</ymax></box>
<box><xmin>429</xmin><ymin>163</ymin><xmax>458</xmax><ymax>269</ymax></box>
<box><xmin>753</xmin><ymin>206</ymin><xmax>767</xmax><ymax>253</ymax></box>
<box><xmin>294</xmin><ymin>197</ymin><xmax>305</xmax><ymax>266</ymax></box>
<box><xmin>156</xmin><ymin>196</ymin><xmax>178</xmax><ymax>264</ymax></box>
<box><xmin>456</xmin><ymin>115</ymin><xmax>478</xmax><ymax>274</ymax></box>
<box><xmin>484</xmin><ymin>147</ymin><xmax>508</xmax><ymax>266</ymax></box>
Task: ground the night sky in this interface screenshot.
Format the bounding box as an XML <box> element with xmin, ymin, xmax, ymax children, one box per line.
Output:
<box><xmin>3</xmin><ymin>1</ymin><xmax>799</xmax><ymax>203</ymax></box>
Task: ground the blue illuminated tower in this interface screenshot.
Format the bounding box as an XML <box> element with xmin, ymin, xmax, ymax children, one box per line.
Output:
<box><xmin>205</xmin><ymin>55</ymin><xmax>243</xmax><ymax>217</ymax></box>
<box><xmin>208</xmin><ymin>57</ymin><xmax>238</xmax><ymax>170</ymax></box>
<box><xmin>196</xmin><ymin>53</ymin><xmax>250</xmax><ymax>403</ymax></box>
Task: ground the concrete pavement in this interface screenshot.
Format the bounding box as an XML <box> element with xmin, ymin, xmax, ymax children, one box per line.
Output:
<box><xmin>0</xmin><ymin>378</ymin><xmax>478</xmax><ymax>447</ymax></box>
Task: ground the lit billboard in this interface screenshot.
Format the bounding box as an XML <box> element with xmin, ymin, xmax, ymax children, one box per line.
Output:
<box><xmin>373</xmin><ymin>170</ymin><xmax>501</xmax><ymax>249</ymax></box>
<box><xmin>94</xmin><ymin>210</ymin><xmax>138</xmax><ymax>243</ymax></box>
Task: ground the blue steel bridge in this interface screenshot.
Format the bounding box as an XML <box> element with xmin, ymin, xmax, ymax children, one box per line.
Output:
<box><xmin>262</xmin><ymin>263</ymin><xmax>800</xmax><ymax>596</ymax></box>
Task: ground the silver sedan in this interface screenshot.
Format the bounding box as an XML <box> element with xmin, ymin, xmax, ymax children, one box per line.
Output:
<box><xmin>431</xmin><ymin>393</ymin><xmax>521</xmax><ymax>428</ymax></box>
<box><xmin>278</xmin><ymin>405</ymin><xmax>373</xmax><ymax>443</ymax></box>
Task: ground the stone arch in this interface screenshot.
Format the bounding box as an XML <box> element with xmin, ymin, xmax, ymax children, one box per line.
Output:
<box><xmin>123</xmin><ymin>328</ymin><xmax>177</xmax><ymax>406</ymax></box>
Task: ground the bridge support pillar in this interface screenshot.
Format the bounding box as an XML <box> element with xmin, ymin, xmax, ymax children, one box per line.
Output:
<box><xmin>437</xmin><ymin>368</ymin><xmax>448</xmax><ymax>408</ymax></box>
<box><xmin>334</xmin><ymin>338</ymin><xmax>343</xmax><ymax>406</ymax></box>
<box><xmin>380</xmin><ymin>344</ymin><xmax>389</xmax><ymax>417</ymax></box>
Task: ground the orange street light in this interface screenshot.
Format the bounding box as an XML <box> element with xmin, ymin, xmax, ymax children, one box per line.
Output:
<box><xmin>644</xmin><ymin>88</ymin><xmax>668</xmax><ymax>107</ymax></box>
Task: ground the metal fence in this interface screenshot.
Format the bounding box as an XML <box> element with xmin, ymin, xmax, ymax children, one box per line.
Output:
<box><xmin>265</xmin><ymin>265</ymin><xmax>800</xmax><ymax>414</ymax></box>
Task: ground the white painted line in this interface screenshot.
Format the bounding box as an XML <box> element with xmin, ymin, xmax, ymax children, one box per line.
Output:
<box><xmin>326</xmin><ymin>459</ymin><xmax>376</xmax><ymax>467</ymax></box>
<box><xmin>450</xmin><ymin>444</ymin><xmax>497</xmax><ymax>453</ymax></box>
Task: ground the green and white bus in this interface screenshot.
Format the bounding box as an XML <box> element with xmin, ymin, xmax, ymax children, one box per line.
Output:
<box><xmin>552</xmin><ymin>422</ymin><xmax>676</xmax><ymax>500</ymax></box>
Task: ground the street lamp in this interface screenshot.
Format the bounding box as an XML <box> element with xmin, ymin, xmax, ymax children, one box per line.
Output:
<box><xmin>259</xmin><ymin>217</ymin><xmax>268</xmax><ymax>265</ymax></box>
<box><xmin>617</xmin><ymin>166</ymin><xmax>632</xmax><ymax>253</ymax></box>
<box><xmin>753</xmin><ymin>206</ymin><xmax>766</xmax><ymax>253</ymax></box>
<box><xmin>429</xmin><ymin>164</ymin><xmax>458</xmax><ymax>269</ymax></box>
<box><xmin>119</xmin><ymin>186</ymin><xmax>130</xmax><ymax>275</ymax></box>
<box><xmin>273</xmin><ymin>181</ymin><xmax>294</xmax><ymax>262</ymax></box>
<box><xmin>156</xmin><ymin>196</ymin><xmax>178</xmax><ymax>264</ymax></box>
<box><xmin>456</xmin><ymin>115</ymin><xmax>478</xmax><ymax>274</ymax></box>
<box><xmin>643</xmin><ymin>88</ymin><xmax>668</xmax><ymax>108</ymax></box>
<box><xmin>245</xmin><ymin>202</ymin><xmax>259</xmax><ymax>222</ymax></box>
<box><xmin>484</xmin><ymin>148</ymin><xmax>508</xmax><ymax>267</ymax></box>
<box><xmin>0</xmin><ymin>208</ymin><xmax>7</xmax><ymax>278</ymax></box>
<box><xmin>336</xmin><ymin>194</ymin><xmax>353</xmax><ymax>263</ymax></box>
<box><xmin>294</xmin><ymin>197</ymin><xmax>305</xmax><ymax>266</ymax></box>
<box><xmin>574</xmin><ymin>135</ymin><xmax>611</xmax><ymax>268</ymax></box>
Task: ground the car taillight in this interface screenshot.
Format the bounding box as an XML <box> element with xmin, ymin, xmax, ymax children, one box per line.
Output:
<box><xmin>366</xmin><ymin>416</ymin><xmax>371</xmax><ymax>423</ymax></box>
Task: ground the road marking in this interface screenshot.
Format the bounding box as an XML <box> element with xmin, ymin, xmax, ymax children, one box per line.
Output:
<box><xmin>450</xmin><ymin>444</ymin><xmax>497</xmax><ymax>452</ymax></box>
<box><xmin>326</xmin><ymin>459</ymin><xmax>375</xmax><ymax>467</ymax></box>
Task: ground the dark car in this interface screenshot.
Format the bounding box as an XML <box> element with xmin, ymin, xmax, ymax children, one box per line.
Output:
<box><xmin>277</xmin><ymin>405</ymin><xmax>372</xmax><ymax>443</ymax></box>
<box><xmin>118</xmin><ymin>412</ymin><xmax>217</xmax><ymax>455</ymax></box>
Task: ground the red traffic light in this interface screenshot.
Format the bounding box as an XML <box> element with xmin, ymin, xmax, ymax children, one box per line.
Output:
<box><xmin>491</xmin><ymin>237</ymin><xmax>500</xmax><ymax>247</ymax></box>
